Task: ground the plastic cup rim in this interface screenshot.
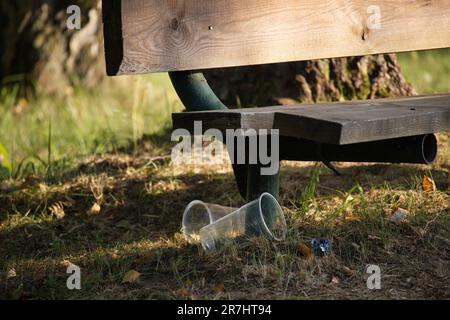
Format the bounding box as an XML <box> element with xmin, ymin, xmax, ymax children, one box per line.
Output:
<box><xmin>258</xmin><ymin>192</ymin><xmax>287</xmax><ymax>241</ymax></box>
<box><xmin>182</xmin><ymin>200</ymin><xmax>213</xmax><ymax>240</ymax></box>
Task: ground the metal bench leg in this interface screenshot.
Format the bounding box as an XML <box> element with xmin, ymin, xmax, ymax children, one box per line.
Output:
<box><xmin>169</xmin><ymin>71</ymin><xmax>227</xmax><ymax>112</ymax></box>
<box><xmin>246</xmin><ymin>163</ymin><xmax>279</xmax><ymax>200</ymax></box>
<box><xmin>169</xmin><ymin>70</ymin><xmax>280</xmax><ymax>201</ymax></box>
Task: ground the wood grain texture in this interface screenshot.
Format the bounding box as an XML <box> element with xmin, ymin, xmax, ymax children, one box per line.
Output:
<box><xmin>103</xmin><ymin>0</ymin><xmax>450</xmax><ymax>75</ymax></box>
<box><xmin>172</xmin><ymin>95</ymin><xmax>450</xmax><ymax>145</ymax></box>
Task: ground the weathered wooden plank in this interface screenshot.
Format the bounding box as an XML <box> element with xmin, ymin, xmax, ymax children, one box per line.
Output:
<box><xmin>172</xmin><ymin>95</ymin><xmax>450</xmax><ymax>145</ymax></box>
<box><xmin>103</xmin><ymin>0</ymin><xmax>450</xmax><ymax>75</ymax></box>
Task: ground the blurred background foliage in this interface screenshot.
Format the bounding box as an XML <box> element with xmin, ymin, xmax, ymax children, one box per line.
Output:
<box><xmin>0</xmin><ymin>1</ymin><xmax>449</xmax><ymax>181</ymax></box>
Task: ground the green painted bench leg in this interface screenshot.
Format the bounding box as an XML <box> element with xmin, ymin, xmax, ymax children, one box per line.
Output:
<box><xmin>169</xmin><ymin>70</ymin><xmax>256</xmax><ymax>200</ymax></box>
<box><xmin>246</xmin><ymin>163</ymin><xmax>279</xmax><ymax>201</ymax></box>
<box><xmin>169</xmin><ymin>71</ymin><xmax>227</xmax><ymax>112</ymax></box>
<box><xmin>245</xmin><ymin>163</ymin><xmax>280</xmax><ymax>237</ymax></box>
<box><xmin>168</xmin><ymin>71</ymin><xmax>281</xmax><ymax>226</ymax></box>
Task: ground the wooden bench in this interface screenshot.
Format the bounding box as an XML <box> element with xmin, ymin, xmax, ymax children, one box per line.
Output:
<box><xmin>102</xmin><ymin>0</ymin><xmax>450</xmax><ymax>201</ymax></box>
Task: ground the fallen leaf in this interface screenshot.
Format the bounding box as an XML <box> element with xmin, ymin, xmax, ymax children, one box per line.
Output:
<box><xmin>110</xmin><ymin>250</ymin><xmax>120</xmax><ymax>260</ymax></box>
<box><xmin>6</xmin><ymin>268</ymin><xmax>16</xmax><ymax>279</ymax></box>
<box><xmin>13</xmin><ymin>97</ymin><xmax>29</xmax><ymax>116</ymax></box>
<box><xmin>49</xmin><ymin>202</ymin><xmax>65</xmax><ymax>219</ymax></box>
<box><xmin>175</xmin><ymin>288</ymin><xmax>190</xmax><ymax>297</ymax></box>
<box><xmin>422</xmin><ymin>175</ymin><xmax>436</xmax><ymax>192</ymax></box>
<box><xmin>297</xmin><ymin>243</ymin><xmax>313</xmax><ymax>259</ymax></box>
<box><xmin>122</xmin><ymin>270</ymin><xmax>141</xmax><ymax>284</ymax></box>
<box><xmin>342</xmin><ymin>266</ymin><xmax>355</xmax><ymax>276</ymax></box>
<box><xmin>344</xmin><ymin>211</ymin><xmax>360</xmax><ymax>222</ymax></box>
<box><xmin>61</xmin><ymin>260</ymin><xmax>73</xmax><ymax>268</ymax></box>
<box><xmin>88</xmin><ymin>202</ymin><xmax>101</xmax><ymax>215</ymax></box>
<box><xmin>213</xmin><ymin>282</ymin><xmax>225</xmax><ymax>293</ymax></box>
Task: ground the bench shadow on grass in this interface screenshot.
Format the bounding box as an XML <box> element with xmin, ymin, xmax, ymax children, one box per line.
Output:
<box><xmin>0</xmin><ymin>158</ymin><xmax>449</xmax><ymax>298</ymax></box>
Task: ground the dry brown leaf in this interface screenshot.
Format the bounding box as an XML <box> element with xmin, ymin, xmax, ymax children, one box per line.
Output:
<box><xmin>110</xmin><ymin>250</ymin><xmax>120</xmax><ymax>260</ymax></box>
<box><xmin>175</xmin><ymin>288</ymin><xmax>190</xmax><ymax>297</ymax></box>
<box><xmin>49</xmin><ymin>202</ymin><xmax>65</xmax><ymax>219</ymax></box>
<box><xmin>122</xmin><ymin>270</ymin><xmax>141</xmax><ymax>283</ymax></box>
<box><xmin>61</xmin><ymin>260</ymin><xmax>74</xmax><ymax>268</ymax></box>
<box><xmin>297</xmin><ymin>243</ymin><xmax>313</xmax><ymax>259</ymax></box>
<box><xmin>344</xmin><ymin>211</ymin><xmax>360</xmax><ymax>222</ymax></box>
<box><xmin>342</xmin><ymin>266</ymin><xmax>355</xmax><ymax>276</ymax></box>
<box><xmin>6</xmin><ymin>268</ymin><xmax>16</xmax><ymax>279</ymax></box>
<box><xmin>422</xmin><ymin>175</ymin><xmax>436</xmax><ymax>192</ymax></box>
<box><xmin>88</xmin><ymin>202</ymin><xmax>101</xmax><ymax>215</ymax></box>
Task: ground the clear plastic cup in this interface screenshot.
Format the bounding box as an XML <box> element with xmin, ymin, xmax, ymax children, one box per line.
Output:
<box><xmin>182</xmin><ymin>200</ymin><xmax>237</xmax><ymax>243</ymax></box>
<box><xmin>199</xmin><ymin>192</ymin><xmax>287</xmax><ymax>252</ymax></box>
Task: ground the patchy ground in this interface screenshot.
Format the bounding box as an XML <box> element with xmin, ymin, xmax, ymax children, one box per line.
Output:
<box><xmin>0</xmin><ymin>134</ymin><xmax>449</xmax><ymax>299</ymax></box>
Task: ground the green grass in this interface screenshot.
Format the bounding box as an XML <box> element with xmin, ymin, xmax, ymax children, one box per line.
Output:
<box><xmin>0</xmin><ymin>159</ymin><xmax>449</xmax><ymax>299</ymax></box>
<box><xmin>398</xmin><ymin>48</ymin><xmax>450</xmax><ymax>94</ymax></box>
<box><xmin>0</xmin><ymin>49</ymin><xmax>448</xmax><ymax>181</ymax></box>
<box><xmin>0</xmin><ymin>74</ymin><xmax>181</xmax><ymax>180</ymax></box>
<box><xmin>0</xmin><ymin>50</ymin><xmax>449</xmax><ymax>299</ymax></box>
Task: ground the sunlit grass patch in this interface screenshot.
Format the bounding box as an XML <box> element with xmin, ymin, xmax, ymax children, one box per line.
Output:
<box><xmin>0</xmin><ymin>74</ymin><xmax>181</xmax><ymax>180</ymax></box>
<box><xmin>1</xmin><ymin>155</ymin><xmax>449</xmax><ymax>299</ymax></box>
<box><xmin>0</xmin><ymin>49</ymin><xmax>449</xmax><ymax>299</ymax></box>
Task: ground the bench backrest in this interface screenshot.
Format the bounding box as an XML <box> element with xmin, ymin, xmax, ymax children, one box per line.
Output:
<box><xmin>103</xmin><ymin>0</ymin><xmax>450</xmax><ymax>76</ymax></box>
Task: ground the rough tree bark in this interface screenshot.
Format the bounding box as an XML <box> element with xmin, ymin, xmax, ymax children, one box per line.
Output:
<box><xmin>0</xmin><ymin>0</ymin><xmax>103</xmax><ymax>96</ymax></box>
<box><xmin>204</xmin><ymin>54</ymin><xmax>416</xmax><ymax>108</ymax></box>
<box><xmin>1</xmin><ymin>1</ymin><xmax>415</xmax><ymax>103</ymax></box>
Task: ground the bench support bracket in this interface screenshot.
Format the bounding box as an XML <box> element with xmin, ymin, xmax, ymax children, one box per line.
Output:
<box><xmin>169</xmin><ymin>71</ymin><xmax>280</xmax><ymax>200</ymax></box>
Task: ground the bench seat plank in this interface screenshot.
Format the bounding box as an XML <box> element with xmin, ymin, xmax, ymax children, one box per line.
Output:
<box><xmin>172</xmin><ymin>95</ymin><xmax>450</xmax><ymax>145</ymax></box>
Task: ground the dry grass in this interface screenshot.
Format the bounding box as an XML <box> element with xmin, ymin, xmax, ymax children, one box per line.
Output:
<box><xmin>1</xmin><ymin>133</ymin><xmax>449</xmax><ymax>299</ymax></box>
<box><xmin>1</xmin><ymin>49</ymin><xmax>449</xmax><ymax>300</ymax></box>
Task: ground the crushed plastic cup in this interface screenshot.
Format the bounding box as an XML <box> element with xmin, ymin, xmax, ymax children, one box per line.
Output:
<box><xmin>199</xmin><ymin>192</ymin><xmax>287</xmax><ymax>252</ymax></box>
<box><xmin>182</xmin><ymin>200</ymin><xmax>237</xmax><ymax>243</ymax></box>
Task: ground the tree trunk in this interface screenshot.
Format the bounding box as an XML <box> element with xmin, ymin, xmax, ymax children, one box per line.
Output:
<box><xmin>204</xmin><ymin>54</ymin><xmax>416</xmax><ymax>108</ymax></box>
<box><xmin>0</xmin><ymin>0</ymin><xmax>103</xmax><ymax>96</ymax></box>
<box><xmin>1</xmin><ymin>1</ymin><xmax>415</xmax><ymax>103</ymax></box>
